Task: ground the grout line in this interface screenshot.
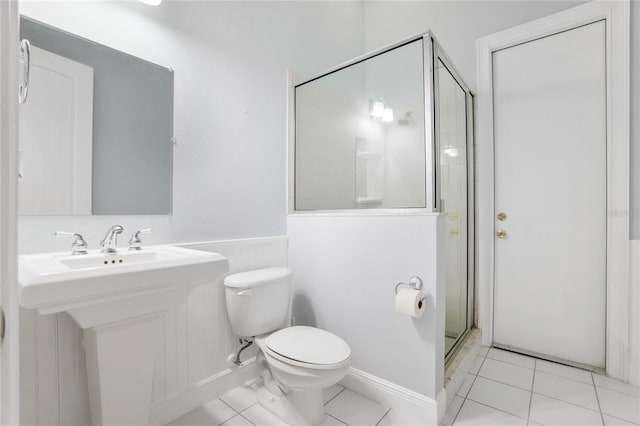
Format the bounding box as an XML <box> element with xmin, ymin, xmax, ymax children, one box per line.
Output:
<box><xmin>456</xmin><ymin>374</ymin><xmax>475</xmax><ymax>399</ymax></box>
<box><xmin>458</xmin><ymin>370</ymin><xmax>484</xmax><ymax>399</ymax></box>
<box><xmin>324</xmin><ymin>387</ymin><xmax>347</xmax><ymax>406</ymax></box>
<box><xmin>473</xmin><ymin>374</ymin><xmax>534</xmax><ymax>393</ymax></box>
<box><xmin>485</xmin><ymin>354</ymin><xmax>535</xmax><ymax>370</ymax></box>
<box><xmin>592</xmin><ymin>380</ymin><xmax>640</xmax><ymax>398</ymax></box>
<box><xmin>530</xmin><ymin>391</ymin><xmax>603</xmax><ymax>414</ymax></box>
<box><xmin>463</xmin><ymin>398</ymin><xmax>529</xmax><ymax>421</ymax></box>
<box><xmin>447</xmin><ymin>397</ymin><xmax>466</xmax><ymax>426</ymax></box>
<box><xmin>472</xmin><ymin>351</ymin><xmax>489</xmax><ymax>375</ymax></box>
<box><xmin>374</xmin><ymin>408</ymin><xmax>392</xmax><ymax>426</ymax></box>
<box><xmin>451</xmin><ymin>356</ymin><xmax>488</xmax><ymax>426</ymax></box>
<box><xmin>591</xmin><ymin>373</ymin><xmax>606</xmax><ymax>426</ymax></box>
<box><xmin>238</xmin><ymin>403</ymin><xmax>257</xmax><ymax>415</ymax></box>
<box><xmin>327</xmin><ymin>413</ymin><xmax>349</xmax><ymax>425</ymax></box>
<box><xmin>219</xmin><ymin>414</ymin><xmax>249</xmax><ymax>426</ymax></box>
<box><xmin>603</xmin><ymin>413</ymin><xmax>640</xmax><ymax>425</ymax></box>
<box><xmin>533</xmin><ymin>369</ymin><xmax>594</xmax><ymax>386</ymax></box>
<box><xmin>526</xmin><ymin>359</ymin><xmax>536</xmax><ymax>425</ymax></box>
<box><xmin>219</xmin><ymin>398</ymin><xmax>241</xmax><ymax>414</ymax></box>
<box><xmin>238</xmin><ymin>412</ymin><xmax>256</xmax><ymax>426</ymax></box>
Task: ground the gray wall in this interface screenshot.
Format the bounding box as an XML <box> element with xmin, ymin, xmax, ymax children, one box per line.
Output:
<box><xmin>18</xmin><ymin>1</ymin><xmax>365</xmax><ymax>254</ymax></box>
<box><xmin>21</xmin><ymin>17</ymin><xmax>173</xmax><ymax>215</ymax></box>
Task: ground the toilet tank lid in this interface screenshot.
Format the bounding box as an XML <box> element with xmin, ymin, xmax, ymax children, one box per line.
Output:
<box><xmin>224</xmin><ymin>267</ymin><xmax>292</xmax><ymax>288</ymax></box>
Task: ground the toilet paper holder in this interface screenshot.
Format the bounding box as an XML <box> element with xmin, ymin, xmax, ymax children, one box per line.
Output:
<box><xmin>394</xmin><ymin>276</ymin><xmax>423</xmax><ymax>294</ymax></box>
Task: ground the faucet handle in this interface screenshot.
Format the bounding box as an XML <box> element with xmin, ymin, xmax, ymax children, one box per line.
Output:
<box><xmin>128</xmin><ymin>228</ymin><xmax>152</xmax><ymax>251</ymax></box>
<box><xmin>55</xmin><ymin>231</ymin><xmax>88</xmax><ymax>255</ymax></box>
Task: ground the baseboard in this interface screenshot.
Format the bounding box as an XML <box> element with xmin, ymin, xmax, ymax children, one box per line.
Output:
<box><xmin>149</xmin><ymin>358</ymin><xmax>259</xmax><ymax>425</ymax></box>
<box><xmin>339</xmin><ymin>368</ymin><xmax>439</xmax><ymax>425</ymax></box>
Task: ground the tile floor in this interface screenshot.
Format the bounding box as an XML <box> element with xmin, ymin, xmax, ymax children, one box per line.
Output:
<box><xmin>442</xmin><ymin>347</ymin><xmax>640</xmax><ymax>426</ymax></box>
<box><xmin>167</xmin><ymin>379</ymin><xmax>391</xmax><ymax>426</ymax></box>
<box><xmin>168</xmin><ymin>347</ymin><xmax>639</xmax><ymax>426</ymax></box>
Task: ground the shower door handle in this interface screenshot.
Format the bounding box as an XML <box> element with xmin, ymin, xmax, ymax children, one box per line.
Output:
<box><xmin>18</xmin><ymin>39</ymin><xmax>31</xmax><ymax>104</ymax></box>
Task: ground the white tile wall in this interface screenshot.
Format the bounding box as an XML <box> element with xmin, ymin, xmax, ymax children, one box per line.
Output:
<box><xmin>20</xmin><ymin>236</ymin><xmax>287</xmax><ymax>425</ymax></box>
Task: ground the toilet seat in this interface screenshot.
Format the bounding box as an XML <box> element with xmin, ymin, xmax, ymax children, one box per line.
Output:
<box><xmin>263</xmin><ymin>326</ymin><xmax>351</xmax><ymax>370</ymax></box>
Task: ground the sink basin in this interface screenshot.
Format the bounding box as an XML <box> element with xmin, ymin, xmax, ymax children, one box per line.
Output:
<box><xmin>18</xmin><ymin>244</ymin><xmax>229</xmax><ymax>426</ymax></box>
<box><xmin>19</xmin><ymin>245</ymin><xmax>228</xmax><ymax>327</ymax></box>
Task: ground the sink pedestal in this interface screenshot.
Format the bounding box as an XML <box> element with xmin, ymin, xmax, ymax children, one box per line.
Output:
<box><xmin>18</xmin><ymin>245</ymin><xmax>229</xmax><ymax>426</ymax></box>
<box><xmin>84</xmin><ymin>314</ymin><xmax>160</xmax><ymax>426</ymax></box>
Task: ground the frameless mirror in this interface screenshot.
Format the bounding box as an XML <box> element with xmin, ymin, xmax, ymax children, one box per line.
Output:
<box><xmin>294</xmin><ymin>39</ymin><xmax>426</xmax><ymax>211</ymax></box>
<box><xmin>19</xmin><ymin>16</ymin><xmax>173</xmax><ymax>215</ymax></box>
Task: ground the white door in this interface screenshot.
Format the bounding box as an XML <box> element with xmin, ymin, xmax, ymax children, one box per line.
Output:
<box><xmin>492</xmin><ymin>21</ymin><xmax>606</xmax><ymax>368</ymax></box>
<box><xmin>19</xmin><ymin>46</ymin><xmax>93</xmax><ymax>215</ymax></box>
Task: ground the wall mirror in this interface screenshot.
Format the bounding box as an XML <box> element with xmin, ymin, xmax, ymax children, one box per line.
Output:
<box><xmin>19</xmin><ymin>16</ymin><xmax>174</xmax><ymax>216</ymax></box>
<box><xmin>294</xmin><ymin>39</ymin><xmax>427</xmax><ymax>211</ymax></box>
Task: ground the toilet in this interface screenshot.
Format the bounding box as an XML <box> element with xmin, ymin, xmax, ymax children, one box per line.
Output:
<box><xmin>224</xmin><ymin>267</ymin><xmax>351</xmax><ymax>426</ymax></box>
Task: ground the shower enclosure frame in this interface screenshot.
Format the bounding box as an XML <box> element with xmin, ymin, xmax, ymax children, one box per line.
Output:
<box><xmin>431</xmin><ymin>38</ymin><xmax>476</xmax><ymax>363</ymax></box>
<box><xmin>287</xmin><ymin>31</ymin><xmax>476</xmax><ymax>363</ymax></box>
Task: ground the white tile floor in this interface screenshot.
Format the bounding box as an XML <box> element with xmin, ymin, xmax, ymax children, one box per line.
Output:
<box><xmin>168</xmin><ymin>348</ymin><xmax>639</xmax><ymax>426</ymax></box>
<box><xmin>442</xmin><ymin>348</ymin><xmax>640</xmax><ymax>426</ymax></box>
<box><xmin>167</xmin><ymin>380</ymin><xmax>391</xmax><ymax>426</ymax></box>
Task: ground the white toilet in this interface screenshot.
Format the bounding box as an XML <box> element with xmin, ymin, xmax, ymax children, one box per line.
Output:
<box><xmin>224</xmin><ymin>267</ymin><xmax>351</xmax><ymax>426</ymax></box>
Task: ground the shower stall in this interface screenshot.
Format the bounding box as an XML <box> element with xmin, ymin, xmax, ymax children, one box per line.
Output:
<box><xmin>292</xmin><ymin>32</ymin><xmax>475</xmax><ymax>362</ymax></box>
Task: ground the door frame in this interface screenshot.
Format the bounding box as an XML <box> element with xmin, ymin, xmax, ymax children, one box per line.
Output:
<box><xmin>0</xmin><ymin>0</ymin><xmax>21</xmax><ymax>423</ymax></box>
<box><xmin>476</xmin><ymin>0</ymin><xmax>630</xmax><ymax>380</ymax></box>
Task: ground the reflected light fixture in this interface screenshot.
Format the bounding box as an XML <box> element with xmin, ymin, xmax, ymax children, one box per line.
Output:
<box><xmin>138</xmin><ymin>0</ymin><xmax>162</xmax><ymax>5</ymax></box>
<box><xmin>370</xmin><ymin>100</ymin><xmax>385</xmax><ymax>118</ymax></box>
<box><xmin>382</xmin><ymin>107</ymin><xmax>394</xmax><ymax>123</ymax></box>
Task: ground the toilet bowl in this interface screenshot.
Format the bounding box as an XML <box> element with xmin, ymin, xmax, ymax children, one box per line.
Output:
<box><xmin>224</xmin><ymin>268</ymin><xmax>351</xmax><ymax>426</ymax></box>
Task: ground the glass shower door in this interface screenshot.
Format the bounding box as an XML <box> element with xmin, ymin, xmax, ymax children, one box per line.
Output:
<box><xmin>435</xmin><ymin>56</ymin><xmax>473</xmax><ymax>357</ymax></box>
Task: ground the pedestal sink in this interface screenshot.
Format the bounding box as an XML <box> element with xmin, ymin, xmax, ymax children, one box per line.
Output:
<box><xmin>18</xmin><ymin>245</ymin><xmax>229</xmax><ymax>426</ymax></box>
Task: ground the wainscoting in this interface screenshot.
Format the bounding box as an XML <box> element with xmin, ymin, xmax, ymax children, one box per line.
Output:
<box><xmin>19</xmin><ymin>236</ymin><xmax>287</xmax><ymax>425</ymax></box>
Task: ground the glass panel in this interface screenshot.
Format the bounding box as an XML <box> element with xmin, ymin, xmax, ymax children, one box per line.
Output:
<box><xmin>437</xmin><ymin>59</ymin><xmax>469</xmax><ymax>355</ymax></box>
<box><xmin>295</xmin><ymin>40</ymin><xmax>426</xmax><ymax>211</ymax></box>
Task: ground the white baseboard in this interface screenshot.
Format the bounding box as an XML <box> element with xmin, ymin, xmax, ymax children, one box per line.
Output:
<box><xmin>339</xmin><ymin>368</ymin><xmax>439</xmax><ymax>425</ymax></box>
<box><xmin>149</xmin><ymin>358</ymin><xmax>259</xmax><ymax>425</ymax></box>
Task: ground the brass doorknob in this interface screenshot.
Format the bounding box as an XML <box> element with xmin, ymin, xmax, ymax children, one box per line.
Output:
<box><xmin>497</xmin><ymin>212</ymin><xmax>507</xmax><ymax>221</ymax></box>
<box><xmin>496</xmin><ymin>229</ymin><xmax>507</xmax><ymax>239</ymax></box>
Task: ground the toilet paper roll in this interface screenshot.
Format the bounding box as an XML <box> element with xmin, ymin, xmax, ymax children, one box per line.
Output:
<box><xmin>395</xmin><ymin>288</ymin><xmax>426</xmax><ymax>318</ymax></box>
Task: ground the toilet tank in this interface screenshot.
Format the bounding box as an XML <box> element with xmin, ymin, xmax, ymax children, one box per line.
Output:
<box><xmin>224</xmin><ymin>267</ymin><xmax>292</xmax><ymax>337</ymax></box>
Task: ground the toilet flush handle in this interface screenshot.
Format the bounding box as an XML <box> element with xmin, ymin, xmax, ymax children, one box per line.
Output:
<box><xmin>238</xmin><ymin>289</ymin><xmax>253</xmax><ymax>296</ymax></box>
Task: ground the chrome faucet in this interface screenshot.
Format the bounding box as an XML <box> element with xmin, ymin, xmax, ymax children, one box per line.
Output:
<box><xmin>54</xmin><ymin>231</ymin><xmax>88</xmax><ymax>255</ymax></box>
<box><xmin>100</xmin><ymin>225</ymin><xmax>124</xmax><ymax>253</ymax></box>
<box><xmin>128</xmin><ymin>228</ymin><xmax>152</xmax><ymax>250</ymax></box>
